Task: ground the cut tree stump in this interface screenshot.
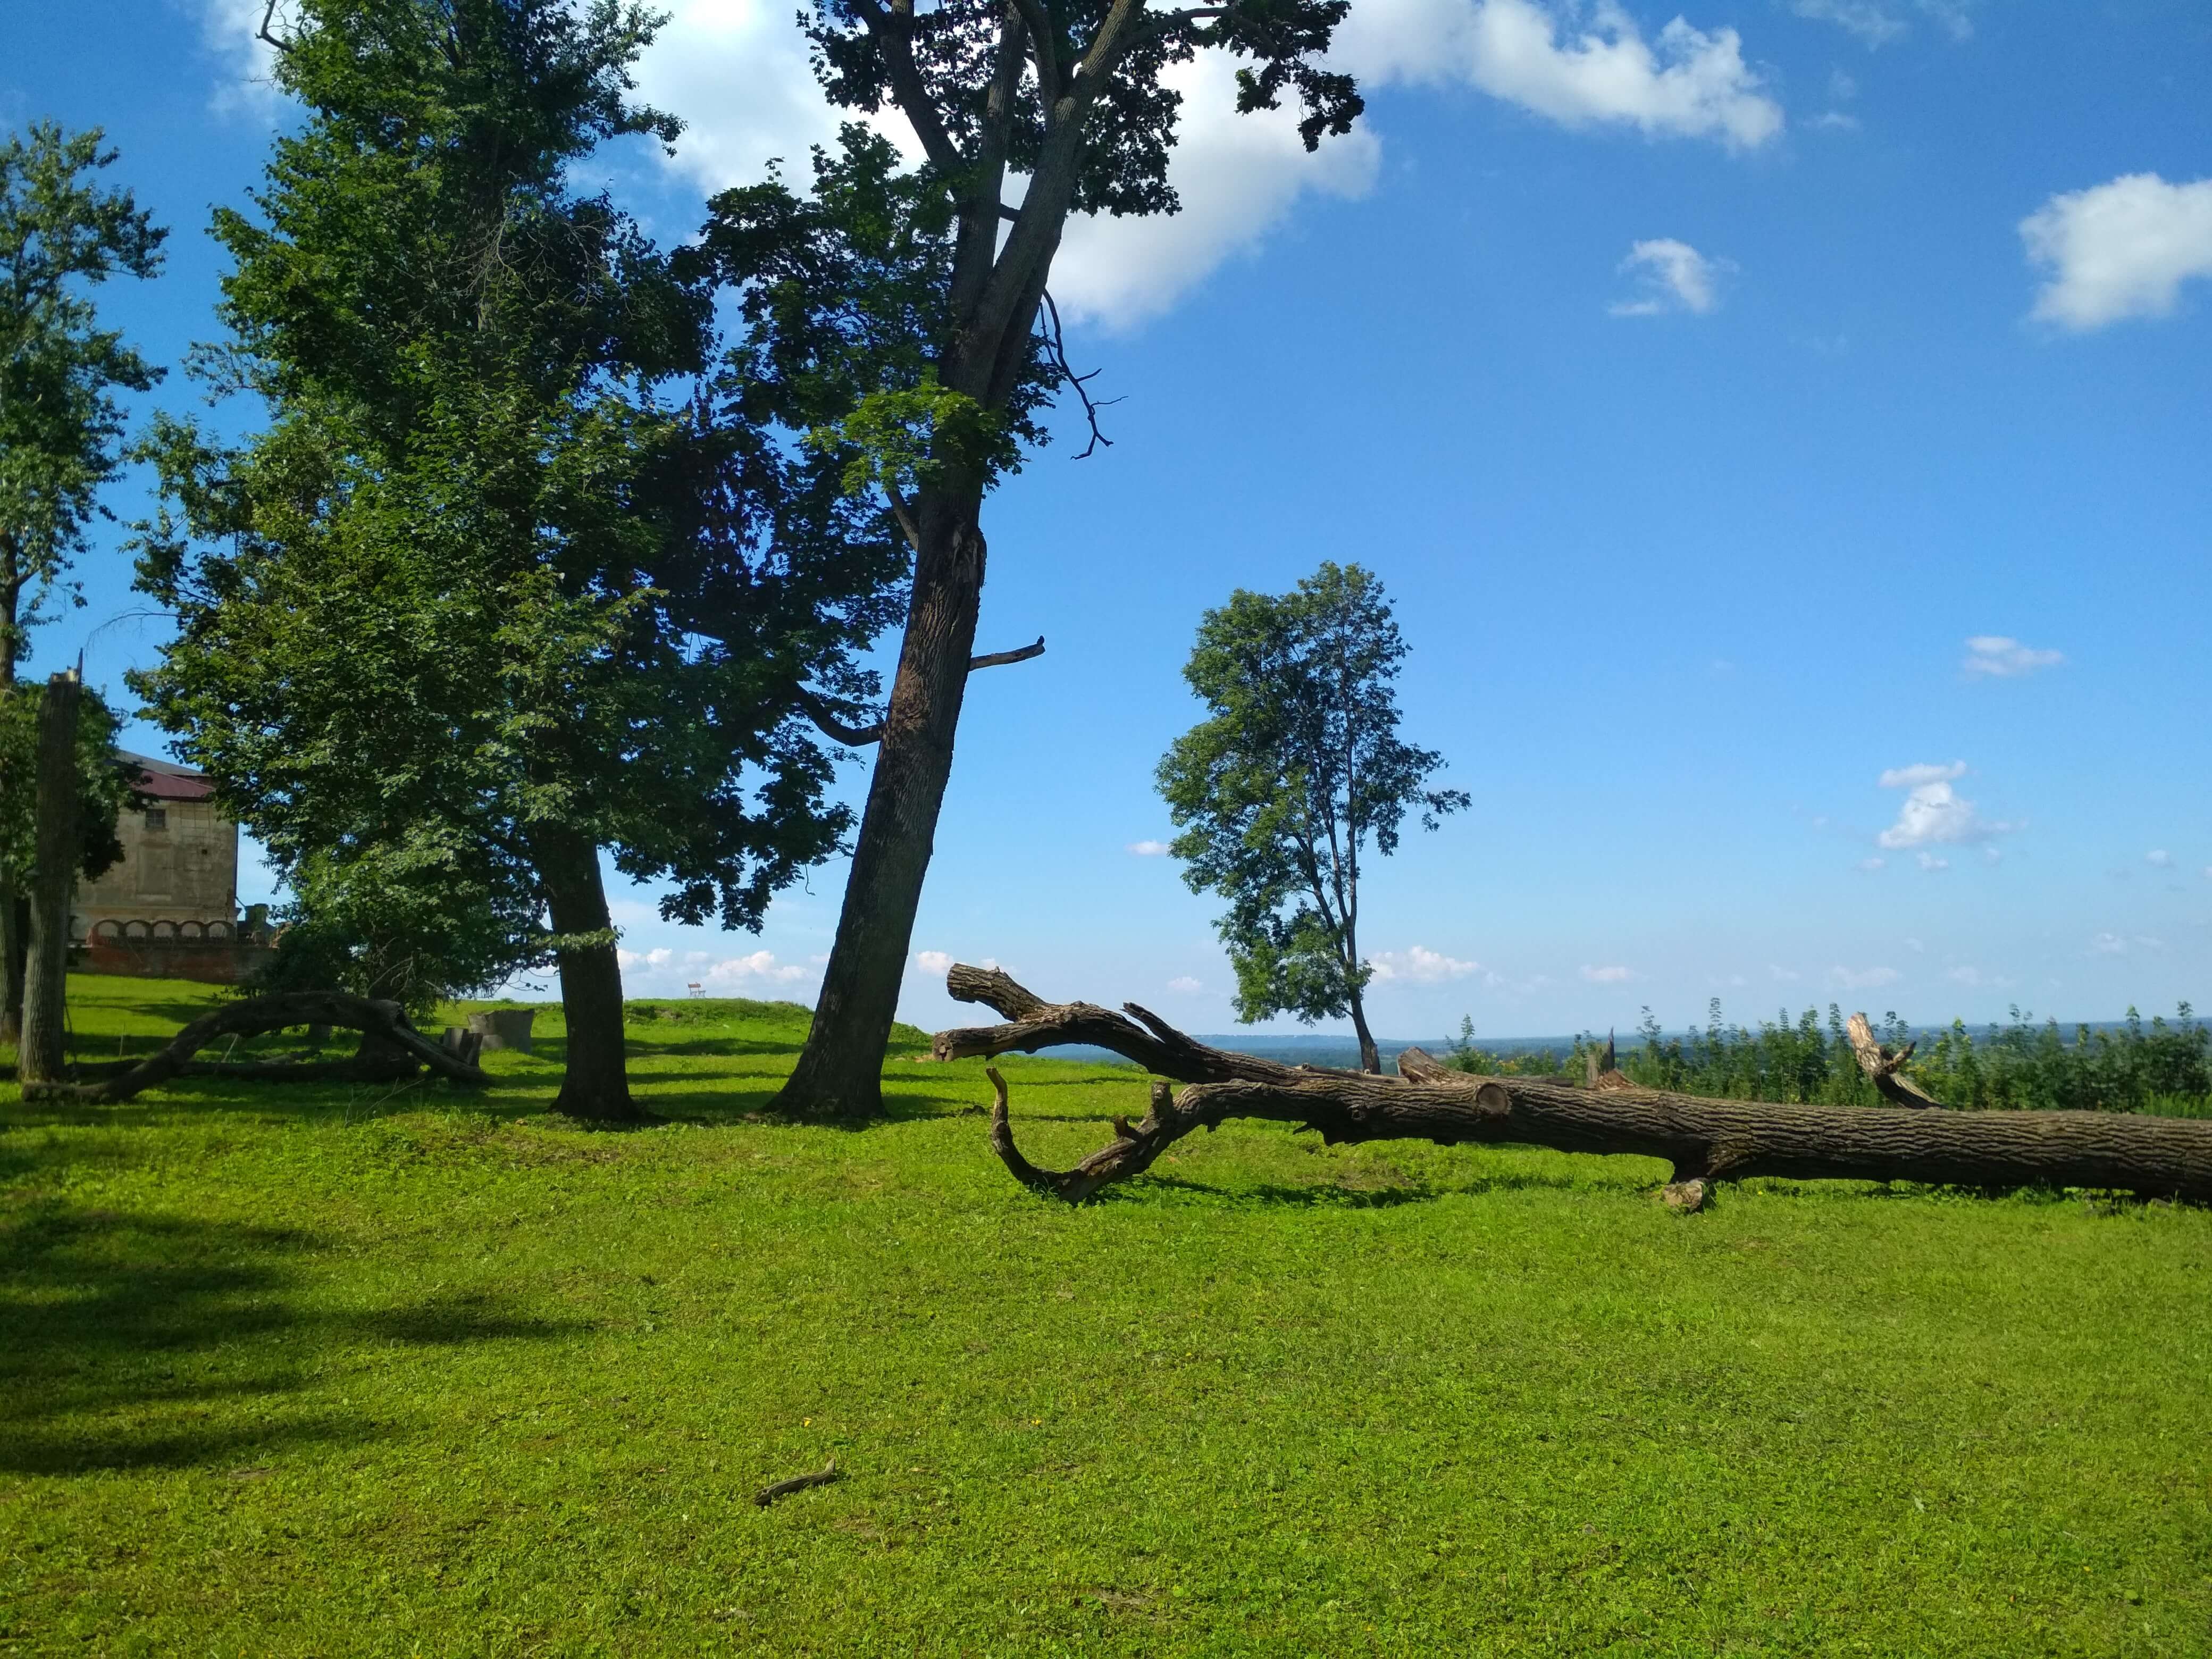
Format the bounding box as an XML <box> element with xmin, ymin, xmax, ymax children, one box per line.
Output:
<box><xmin>932</xmin><ymin>965</ymin><xmax>2212</xmax><ymax>1209</ymax></box>
<box><xmin>18</xmin><ymin>991</ymin><xmax>492</xmax><ymax>1103</ymax></box>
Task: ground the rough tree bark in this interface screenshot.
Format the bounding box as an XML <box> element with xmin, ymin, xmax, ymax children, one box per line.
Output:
<box><xmin>777</xmin><ymin>504</ymin><xmax>990</xmax><ymax>1120</ymax></box>
<box><xmin>18</xmin><ymin>671</ymin><xmax>80</xmax><ymax>1085</ymax></box>
<box><xmin>17</xmin><ymin>989</ymin><xmax>491</xmax><ymax>1103</ymax></box>
<box><xmin>933</xmin><ymin>964</ymin><xmax>2212</xmax><ymax>1209</ymax></box>
<box><xmin>529</xmin><ymin>826</ymin><xmax>640</xmax><ymax>1123</ymax></box>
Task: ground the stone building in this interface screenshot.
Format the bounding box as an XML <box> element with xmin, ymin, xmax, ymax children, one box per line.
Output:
<box><xmin>73</xmin><ymin>752</ymin><xmax>267</xmax><ymax>982</ymax></box>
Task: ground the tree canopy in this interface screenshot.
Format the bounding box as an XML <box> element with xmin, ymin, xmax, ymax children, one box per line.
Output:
<box><xmin>1157</xmin><ymin>563</ymin><xmax>1465</xmax><ymax>1073</ymax></box>
<box><xmin>0</xmin><ymin>122</ymin><xmax>166</xmax><ymax>684</ymax></box>
<box><xmin>132</xmin><ymin>0</ymin><xmax>901</xmax><ymax>1114</ymax></box>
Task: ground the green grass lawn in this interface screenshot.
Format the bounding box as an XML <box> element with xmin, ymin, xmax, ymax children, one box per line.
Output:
<box><xmin>4</xmin><ymin>975</ymin><xmax>2210</xmax><ymax>1656</ymax></box>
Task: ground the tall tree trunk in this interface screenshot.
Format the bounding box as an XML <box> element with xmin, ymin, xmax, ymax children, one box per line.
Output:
<box><xmin>1</xmin><ymin>596</ymin><xmax>20</xmax><ymax>1046</ymax></box>
<box><xmin>0</xmin><ymin>890</ymin><xmax>23</xmax><ymax>1048</ymax></box>
<box><xmin>1347</xmin><ymin>990</ymin><xmax>1381</xmax><ymax>1076</ymax></box>
<box><xmin>20</xmin><ymin>673</ymin><xmax>80</xmax><ymax>1085</ymax></box>
<box><xmin>530</xmin><ymin>827</ymin><xmax>640</xmax><ymax>1122</ymax></box>
<box><xmin>776</xmin><ymin>496</ymin><xmax>987</xmax><ymax>1121</ymax></box>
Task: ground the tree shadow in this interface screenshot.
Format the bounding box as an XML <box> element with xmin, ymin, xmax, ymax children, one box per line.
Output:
<box><xmin>1134</xmin><ymin>1174</ymin><xmax>1442</xmax><ymax>1209</ymax></box>
<box><xmin>0</xmin><ymin>1203</ymin><xmax>585</xmax><ymax>1476</ymax></box>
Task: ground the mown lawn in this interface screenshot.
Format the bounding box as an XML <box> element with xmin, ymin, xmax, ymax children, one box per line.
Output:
<box><xmin>3</xmin><ymin>975</ymin><xmax>2209</xmax><ymax>1656</ymax></box>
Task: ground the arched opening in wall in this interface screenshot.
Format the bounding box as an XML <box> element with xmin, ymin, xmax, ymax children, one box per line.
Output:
<box><xmin>123</xmin><ymin>920</ymin><xmax>150</xmax><ymax>940</ymax></box>
<box><xmin>150</xmin><ymin>921</ymin><xmax>177</xmax><ymax>941</ymax></box>
<box><xmin>93</xmin><ymin>920</ymin><xmax>124</xmax><ymax>942</ymax></box>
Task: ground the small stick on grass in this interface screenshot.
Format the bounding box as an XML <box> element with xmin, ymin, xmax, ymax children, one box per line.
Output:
<box><xmin>753</xmin><ymin>1459</ymin><xmax>840</xmax><ymax>1507</ymax></box>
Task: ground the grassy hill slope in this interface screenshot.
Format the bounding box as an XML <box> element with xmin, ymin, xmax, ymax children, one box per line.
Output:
<box><xmin>3</xmin><ymin>977</ymin><xmax>2208</xmax><ymax>1655</ymax></box>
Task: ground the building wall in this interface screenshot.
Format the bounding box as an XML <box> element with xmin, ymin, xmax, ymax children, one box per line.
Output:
<box><xmin>74</xmin><ymin>799</ymin><xmax>241</xmax><ymax>934</ymax></box>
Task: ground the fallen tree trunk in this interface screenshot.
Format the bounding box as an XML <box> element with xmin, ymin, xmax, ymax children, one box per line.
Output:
<box><xmin>17</xmin><ymin>991</ymin><xmax>491</xmax><ymax>1103</ymax></box>
<box><xmin>933</xmin><ymin>965</ymin><xmax>2212</xmax><ymax>1209</ymax></box>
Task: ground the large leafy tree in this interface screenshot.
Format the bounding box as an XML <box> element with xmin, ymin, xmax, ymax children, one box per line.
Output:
<box><xmin>1156</xmin><ymin>563</ymin><xmax>1465</xmax><ymax>1074</ymax></box>
<box><xmin>695</xmin><ymin>0</ymin><xmax>1367</xmax><ymax>1119</ymax></box>
<box><xmin>0</xmin><ymin>122</ymin><xmax>164</xmax><ymax>1042</ymax></box>
<box><xmin>133</xmin><ymin>0</ymin><xmax>899</xmax><ymax>1118</ymax></box>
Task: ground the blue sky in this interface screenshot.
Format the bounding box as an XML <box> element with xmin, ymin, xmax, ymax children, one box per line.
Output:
<box><xmin>6</xmin><ymin>0</ymin><xmax>2210</xmax><ymax>1039</ymax></box>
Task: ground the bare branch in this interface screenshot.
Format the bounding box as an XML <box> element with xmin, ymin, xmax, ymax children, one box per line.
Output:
<box><xmin>257</xmin><ymin>0</ymin><xmax>294</xmax><ymax>51</ymax></box>
<box><xmin>795</xmin><ymin>689</ymin><xmax>885</xmax><ymax>748</ymax></box>
<box><xmin>1041</xmin><ymin>290</ymin><xmax>1119</xmax><ymax>459</ymax></box>
<box><xmin>1846</xmin><ymin>1012</ymin><xmax>1940</xmax><ymax>1109</ymax></box>
<box><xmin>968</xmin><ymin>636</ymin><xmax>1045</xmax><ymax>672</ymax></box>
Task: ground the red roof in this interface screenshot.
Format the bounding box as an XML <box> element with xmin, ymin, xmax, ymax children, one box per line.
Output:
<box><xmin>120</xmin><ymin>751</ymin><xmax>216</xmax><ymax>803</ymax></box>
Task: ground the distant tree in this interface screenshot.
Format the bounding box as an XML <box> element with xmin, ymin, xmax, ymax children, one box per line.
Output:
<box><xmin>1156</xmin><ymin>563</ymin><xmax>1465</xmax><ymax>1074</ymax></box>
<box><xmin>0</xmin><ymin>121</ymin><xmax>165</xmax><ymax>1043</ymax></box>
<box><xmin>132</xmin><ymin>0</ymin><xmax>898</xmax><ymax>1118</ymax></box>
<box><xmin>719</xmin><ymin>0</ymin><xmax>1369</xmax><ymax>1120</ymax></box>
<box><xmin>0</xmin><ymin>681</ymin><xmax>132</xmax><ymax>1042</ymax></box>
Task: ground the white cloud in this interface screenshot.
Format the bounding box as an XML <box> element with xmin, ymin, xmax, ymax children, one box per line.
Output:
<box><xmin>1963</xmin><ymin>636</ymin><xmax>2064</xmax><ymax>677</ymax></box>
<box><xmin>198</xmin><ymin>0</ymin><xmax>1780</xmax><ymax>339</ymax></box>
<box><xmin>2203</xmin><ymin>865</ymin><xmax>2212</xmax><ymax>882</ymax></box>
<box><xmin>631</xmin><ymin>0</ymin><xmax>848</xmax><ymax>195</ymax></box>
<box><xmin>616</xmin><ymin>946</ymin><xmax>678</xmax><ymax>970</ymax></box>
<box><xmin>1947</xmin><ymin>965</ymin><xmax>1981</xmax><ymax>986</ymax></box>
<box><xmin>1127</xmin><ymin>840</ymin><xmax>1172</xmax><ymax>857</ymax></box>
<box><xmin>1769</xmin><ymin>964</ymin><xmax>1802</xmax><ymax>983</ymax></box>
<box><xmin>2090</xmin><ymin>932</ymin><xmax>2165</xmax><ymax>957</ymax></box>
<box><xmin>1338</xmin><ymin>0</ymin><xmax>1783</xmax><ymax>149</ymax></box>
<box><xmin>1829</xmin><ymin>965</ymin><xmax>1899</xmax><ymax>991</ymax></box>
<box><xmin>1609</xmin><ymin>238</ymin><xmax>1729</xmax><ymax>316</ymax></box>
<box><xmin>1048</xmin><ymin>55</ymin><xmax>1379</xmax><ymax>330</ymax></box>
<box><xmin>708</xmin><ymin>950</ymin><xmax>809</xmax><ymax>984</ymax></box>
<box><xmin>1877</xmin><ymin>760</ymin><xmax>1967</xmax><ymax>789</ymax></box>
<box><xmin>2021</xmin><ymin>173</ymin><xmax>2212</xmax><ymax>330</ymax></box>
<box><xmin>1790</xmin><ymin>0</ymin><xmax>1905</xmax><ymax>46</ymax></box>
<box><xmin>2146</xmin><ymin>849</ymin><xmax>2174</xmax><ymax>869</ymax></box>
<box><xmin>192</xmin><ymin>0</ymin><xmax>283</xmax><ymax>112</ymax></box>
<box><xmin>1791</xmin><ymin>0</ymin><xmax>1972</xmax><ymax>44</ymax></box>
<box><xmin>1808</xmin><ymin>111</ymin><xmax>1860</xmax><ymax>132</ymax></box>
<box><xmin>1875</xmin><ymin>762</ymin><xmax>2010</xmax><ymax>851</ymax></box>
<box><xmin>1856</xmin><ymin>856</ymin><xmax>1886</xmax><ymax>873</ymax></box>
<box><xmin>1917</xmin><ymin>852</ymin><xmax>1949</xmax><ymax>872</ymax></box>
<box><xmin>1167</xmin><ymin>976</ymin><xmax>1204</xmax><ymax>993</ymax></box>
<box><xmin>1372</xmin><ymin>945</ymin><xmax>1485</xmax><ymax>983</ymax></box>
<box><xmin>1580</xmin><ymin>963</ymin><xmax>1635</xmax><ymax>984</ymax></box>
<box><xmin>914</xmin><ymin>950</ymin><xmax>954</xmax><ymax>976</ymax></box>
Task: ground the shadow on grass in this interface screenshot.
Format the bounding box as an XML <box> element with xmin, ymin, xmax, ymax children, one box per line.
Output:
<box><xmin>0</xmin><ymin>1203</ymin><xmax>586</xmax><ymax>1475</ymax></box>
<box><xmin>1134</xmin><ymin>1175</ymin><xmax>1441</xmax><ymax>1209</ymax></box>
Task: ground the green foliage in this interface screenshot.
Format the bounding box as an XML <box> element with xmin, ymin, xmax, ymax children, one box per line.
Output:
<box><xmin>807</xmin><ymin>0</ymin><xmax>1361</xmax><ymax>215</ymax></box>
<box><xmin>131</xmin><ymin>0</ymin><xmax>895</xmax><ymax>1001</ymax></box>
<box><xmin>1614</xmin><ymin>998</ymin><xmax>2212</xmax><ymax>1115</ymax></box>
<box><xmin>0</xmin><ymin>680</ymin><xmax>132</xmax><ymax>888</ymax></box>
<box><xmin>0</xmin><ymin>121</ymin><xmax>165</xmax><ymax>675</ymax></box>
<box><xmin>4</xmin><ymin>976</ymin><xmax>2210</xmax><ymax>1653</ymax></box>
<box><xmin>1157</xmin><ymin>563</ymin><xmax>1465</xmax><ymax>1029</ymax></box>
<box><xmin>689</xmin><ymin>125</ymin><xmax>1045</xmax><ymax>509</ymax></box>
